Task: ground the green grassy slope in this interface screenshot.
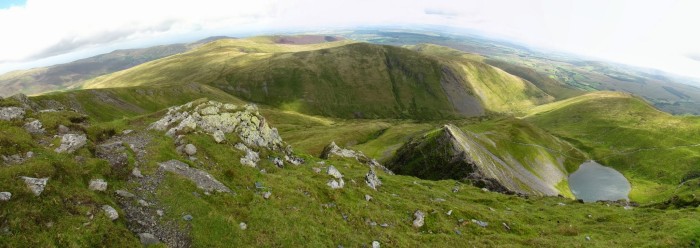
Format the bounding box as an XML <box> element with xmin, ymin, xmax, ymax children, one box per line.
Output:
<box><xmin>1</xmin><ymin>91</ymin><xmax>698</xmax><ymax>247</ymax></box>
<box><xmin>82</xmin><ymin>38</ymin><xmax>554</xmax><ymax>119</ymax></box>
<box><xmin>524</xmin><ymin>91</ymin><xmax>700</xmax><ymax>202</ymax></box>
<box><xmin>409</xmin><ymin>44</ymin><xmax>554</xmax><ymax>113</ymax></box>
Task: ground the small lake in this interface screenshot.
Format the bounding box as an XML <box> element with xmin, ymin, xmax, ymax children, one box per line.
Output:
<box><xmin>568</xmin><ymin>161</ymin><xmax>631</xmax><ymax>202</ymax></box>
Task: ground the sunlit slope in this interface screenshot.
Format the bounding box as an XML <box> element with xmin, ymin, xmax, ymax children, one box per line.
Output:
<box><xmin>410</xmin><ymin>44</ymin><xmax>554</xmax><ymax>113</ymax></box>
<box><xmin>524</xmin><ymin>91</ymin><xmax>700</xmax><ymax>202</ymax></box>
<box><xmin>83</xmin><ymin>38</ymin><xmax>555</xmax><ymax>119</ymax></box>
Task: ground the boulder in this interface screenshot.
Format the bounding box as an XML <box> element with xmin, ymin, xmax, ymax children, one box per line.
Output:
<box><xmin>57</xmin><ymin>125</ymin><xmax>70</xmax><ymax>135</ymax></box>
<box><xmin>89</xmin><ymin>179</ymin><xmax>108</xmax><ymax>191</ymax></box>
<box><xmin>327</xmin><ymin>179</ymin><xmax>345</xmax><ymax>189</ymax></box>
<box><xmin>159</xmin><ymin>160</ymin><xmax>232</xmax><ymax>193</ymax></box>
<box><xmin>24</xmin><ymin>120</ymin><xmax>45</xmax><ymax>134</ymax></box>
<box><xmin>138</xmin><ymin>233</ymin><xmax>160</xmax><ymax>246</ymax></box>
<box><xmin>55</xmin><ymin>134</ymin><xmax>87</xmax><ymax>153</ymax></box>
<box><xmin>184</xmin><ymin>144</ymin><xmax>197</xmax><ymax>156</ymax></box>
<box><xmin>0</xmin><ymin>192</ymin><xmax>11</xmax><ymax>201</ymax></box>
<box><xmin>0</xmin><ymin>107</ymin><xmax>25</xmax><ymax>121</ymax></box>
<box><xmin>413</xmin><ymin>210</ymin><xmax>425</xmax><ymax>228</ymax></box>
<box><xmin>212</xmin><ymin>130</ymin><xmax>226</xmax><ymax>143</ymax></box>
<box><xmin>327</xmin><ymin>165</ymin><xmax>343</xmax><ymax>179</ymax></box>
<box><xmin>21</xmin><ymin>177</ymin><xmax>48</xmax><ymax>196</ymax></box>
<box><xmin>365</xmin><ymin>167</ymin><xmax>382</xmax><ymax>190</ymax></box>
<box><xmin>102</xmin><ymin>205</ymin><xmax>119</xmax><ymax>221</ymax></box>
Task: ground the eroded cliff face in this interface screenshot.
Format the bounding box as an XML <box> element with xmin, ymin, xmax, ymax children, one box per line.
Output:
<box><xmin>387</xmin><ymin>124</ymin><xmax>568</xmax><ymax>196</ymax></box>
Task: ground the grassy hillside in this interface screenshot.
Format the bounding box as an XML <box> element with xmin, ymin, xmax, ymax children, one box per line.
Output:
<box><xmin>409</xmin><ymin>44</ymin><xmax>554</xmax><ymax>113</ymax></box>
<box><xmin>524</xmin><ymin>91</ymin><xmax>700</xmax><ymax>202</ymax></box>
<box><xmin>1</xmin><ymin>94</ymin><xmax>698</xmax><ymax>247</ymax></box>
<box><xmin>82</xmin><ymin>38</ymin><xmax>555</xmax><ymax>119</ymax></box>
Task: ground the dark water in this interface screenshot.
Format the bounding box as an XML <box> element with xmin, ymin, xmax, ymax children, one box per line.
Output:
<box><xmin>568</xmin><ymin>161</ymin><xmax>631</xmax><ymax>202</ymax></box>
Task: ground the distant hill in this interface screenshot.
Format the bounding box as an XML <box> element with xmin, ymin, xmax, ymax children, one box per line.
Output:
<box><xmin>0</xmin><ymin>36</ymin><xmax>234</xmax><ymax>97</ymax></box>
<box><xmin>81</xmin><ymin>37</ymin><xmax>553</xmax><ymax>119</ymax></box>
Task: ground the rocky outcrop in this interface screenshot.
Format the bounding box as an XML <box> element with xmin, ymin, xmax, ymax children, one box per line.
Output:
<box><xmin>24</xmin><ymin>120</ymin><xmax>45</xmax><ymax>134</ymax></box>
<box><xmin>0</xmin><ymin>107</ymin><xmax>25</xmax><ymax>121</ymax></box>
<box><xmin>55</xmin><ymin>134</ymin><xmax>87</xmax><ymax>153</ymax></box>
<box><xmin>150</xmin><ymin>100</ymin><xmax>304</xmax><ymax>166</ymax></box>
<box><xmin>320</xmin><ymin>142</ymin><xmax>393</xmax><ymax>175</ymax></box>
<box><xmin>158</xmin><ymin>160</ymin><xmax>232</xmax><ymax>194</ymax></box>
<box><xmin>387</xmin><ymin>124</ymin><xmax>563</xmax><ymax>196</ymax></box>
<box><xmin>365</xmin><ymin>167</ymin><xmax>382</xmax><ymax>190</ymax></box>
<box><xmin>21</xmin><ymin>177</ymin><xmax>48</xmax><ymax>196</ymax></box>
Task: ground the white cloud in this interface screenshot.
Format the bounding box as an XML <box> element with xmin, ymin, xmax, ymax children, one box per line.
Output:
<box><xmin>1</xmin><ymin>0</ymin><xmax>699</xmax><ymax>78</ymax></box>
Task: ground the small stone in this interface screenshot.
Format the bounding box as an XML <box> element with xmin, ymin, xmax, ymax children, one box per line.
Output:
<box><xmin>585</xmin><ymin>236</ymin><xmax>591</xmax><ymax>241</ymax></box>
<box><xmin>102</xmin><ymin>205</ymin><xmax>119</xmax><ymax>221</ymax></box>
<box><xmin>55</xmin><ymin>134</ymin><xmax>87</xmax><ymax>154</ymax></box>
<box><xmin>184</xmin><ymin>144</ymin><xmax>197</xmax><ymax>156</ymax></box>
<box><xmin>380</xmin><ymin>223</ymin><xmax>389</xmax><ymax>227</ymax></box>
<box><xmin>623</xmin><ymin>206</ymin><xmax>633</xmax><ymax>210</ymax></box>
<box><xmin>138</xmin><ymin>199</ymin><xmax>150</xmax><ymax>207</ymax></box>
<box><xmin>88</xmin><ymin>179</ymin><xmax>108</xmax><ymax>191</ymax></box>
<box><xmin>122</xmin><ymin>130</ymin><xmax>133</xmax><ymax>135</ymax></box>
<box><xmin>57</xmin><ymin>125</ymin><xmax>70</xmax><ymax>134</ymax></box>
<box><xmin>481</xmin><ymin>188</ymin><xmax>489</xmax><ymax>192</ymax></box>
<box><xmin>24</xmin><ymin>120</ymin><xmax>45</xmax><ymax>134</ymax></box>
<box><xmin>156</xmin><ymin>210</ymin><xmax>164</xmax><ymax>216</ymax></box>
<box><xmin>183</xmin><ymin>215</ymin><xmax>193</xmax><ymax>221</ymax></box>
<box><xmin>239</xmin><ymin>222</ymin><xmax>247</xmax><ymax>230</ymax></box>
<box><xmin>327</xmin><ymin>178</ymin><xmax>345</xmax><ymax>189</ymax></box>
<box><xmin>587</xmin><ymin>214</ymin><xmax>592</xmax><ymax>218</ymax></box>
<box><xmin>446</xmin><ymin>210</ymin><xmax>453</xmax><ymax>216</ymax></box>
<box><xmin>273</xmin><ymin>157</ymin><xmax>284</xmax><ymax>168</ymax></box>
<box><xmin>557</xmin><ymin>202</ymin><xmax>566</xmax><ymax>206</ymax></box>
<box><xmin>502</xmin><ymin>222</ymin><xmax>511</xmax><ymax>231</ymax></box>
<box><xmin>26</xmin><ymin>151</ymin><xmax>33</xmax><ymax>158</ymax></box>
<box><xmin>471</xmin><ymin>219</ymin><xmax>488</xmax><ymax>227</ymax></box>
<box><xmin>115</xmin><ymin>190</ymin><xmax>135</xmax><ymax>198</ymax></box>
<box><xmin>413</xmin><ymin>210</ymin><xmax>425</xmax><ymax>228</ymax></box>
<box><xmin>372</xmin><ymin>241</ymin><xmax>380</xmax><ymax>248</ymax></box>
<box><xmin>139</xmin><ymin>233</ymin><xmax>160</xmax><ymax>246</ymax></box>
<box><xmin>312</xmin><ymin>167</ymin><xmax>322</xmax><ymax>174</ymax></box>
<box><xmin>132</xmin><ymin>167</ymin><xmax>143</xmax><ymax>178</ymax></box>
<box><xmin>365</xmin><ymin>167</ymin><xmax>382</xmax><ymax>190</ymax></box>
<box><xmin>212</xmin><ymin>130</ymin><xmax>226</xmax><ymax>143</ymax></box>
<box><xmin>327</xmin><ymin>165</ymin><xmax>343</xmax><ymax>179</ymax></box>
<box><xmin>0</xmin><ymin>192</ymin><xmax>11</xmax><ymax>201</ymax></box>
<box><xmin>455</xmin><ymin>229</ymin><xmax>462</xmax><ymax>235</ymax></box>
<box><xmin>21</xmin><ymin>177</ymin><xmax>48</xmax><ymax>196</ymax></box>
<box><xmin>365</xmin><ymin>194</ymin><xmax>373</xmax><ymax>201</ymax></box>
<box><xmin>263</xmin><ymin>191</ymin><xmax>272</xmax><ymax>199</ymax></box>
<box><xmin>452</xmin><ymin>186</ymin><xmax>459</xmax><ymax>193</ymax></box>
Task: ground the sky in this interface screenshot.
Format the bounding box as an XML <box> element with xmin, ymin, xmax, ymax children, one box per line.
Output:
<box><xmin>0</xmin><ymin>0</ymin><xmax>699</xmax><ymax>79</ymax></box>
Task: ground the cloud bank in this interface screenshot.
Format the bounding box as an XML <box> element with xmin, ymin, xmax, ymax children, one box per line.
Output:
<box><xmin>0</xmin><ymin>0</ymin><xmax>699</xmax><ymax>78</ymax></box>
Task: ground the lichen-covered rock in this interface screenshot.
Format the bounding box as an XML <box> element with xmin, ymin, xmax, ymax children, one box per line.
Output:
<box><xmin>365</xmin><ymin>167</ymin><xmax>382</xmax><ymax>190</ymax></box>
<box><xmin>235</xmin><ymin>143</ymin><xmax>259</xmax><ymax>167</ymax></box>
<box><xmin>89</xmin><ymin>179</ymin><xmax>108</xmax><ymax>191</ymax></box>
<box><xmin>139</xmin><ymin>233</ymin><xmax>160</xmax><ymax>245</ymax></box>
<box><xmin>149</xmin><ymin>101</ymin><xmax>287</xmax><ymax>152</ymax></box>
<box><xmin>102</xmin><ymin>205</ymin><xmax>119</xmax><ymax>221</ymax></box>
<box><xmin>212</xmin><ymin>130</ymin><xmax>226</xmax><ymax>143</ymax></box>
<box><xmin>272</xmin><ymin>157</ymin><xmax>284</xmax><ymax>168</ymax></box>
<box><xmin>327</xmin><ymin>165</ymin><xmax>343</xmax><ymax>179</ymax></box>
<box><xmin>413</xmin><ymin>210</ymin><xmax>425</xmax><ymax>228</ymax></box>
<box><xmin>159</xmin><ymin>160</ymin><xmax>232</xmax><ymax>193</ymax></box>
<box><xmin>55</xmin><ymin>134</ymin><xmax>87</xmax><ymax>153</ymax></box>
<box><xmin>24</xmin><ymin>120</ymin><xmax>45</xmax><ymax>134</ymax></box>
<box><xmin>327</xmin><ymin>178</ymin><xmax>345</xmax><ymax>189</ymax></box>
<box><xmin>0</xmin><ymin>192</ymin><xmax>11</xmax><ymax>201</ymax></box>
<box><xmin>21</xmin><ymin>177</ymin><xmax>48</xmax><ymax>196</ymax></box>
<box><xmin>320</xmin><ymin>142</ymin><xmax>393</xmax><ymax>175</ymax></box>
<box><xmin>0</xmin><ymin>107</ymin><xmax>25</xmax><ymax>121</ymax></box>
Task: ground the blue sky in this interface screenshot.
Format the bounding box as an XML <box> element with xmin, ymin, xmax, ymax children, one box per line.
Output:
<box><xmin>0</xmin><ymin>0</ymin><xmax>699</xmax><ymax>79</ymax></box>
<box><xmin>0</xmin><ymin>0</ymin><xmax>25</xmax><ymax>9</ymax></box>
